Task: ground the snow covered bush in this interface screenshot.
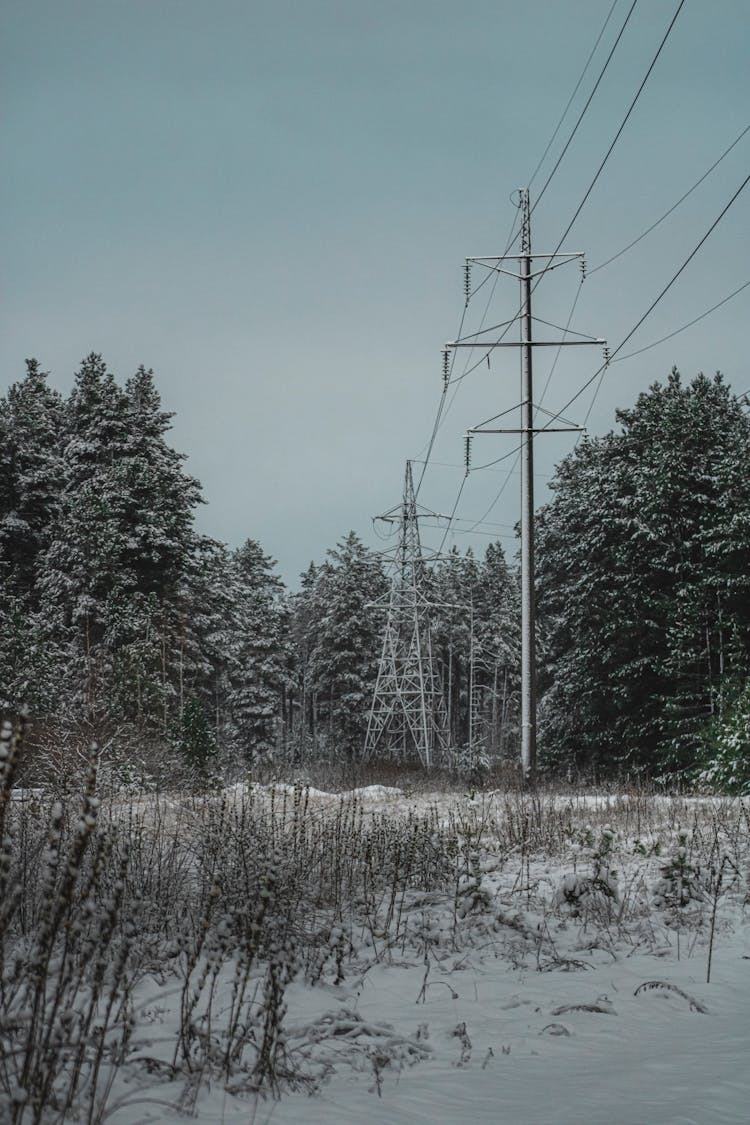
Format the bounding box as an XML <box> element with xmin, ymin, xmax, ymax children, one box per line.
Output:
<box><xmin>553</xmin><ymin>825</ymin><xmax>619</xmax><ymax>916</ymax></box>
<box><xmin>652</xmin><ymin>831</ymin><xmax>702</xmax><ymax>911</ymax></box>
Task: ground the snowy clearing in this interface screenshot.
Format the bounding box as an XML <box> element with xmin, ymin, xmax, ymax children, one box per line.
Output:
<box><xmin>1</xmin><ymin>785</ymin><xmax>748</xmax><ymax>1123</ymax></box>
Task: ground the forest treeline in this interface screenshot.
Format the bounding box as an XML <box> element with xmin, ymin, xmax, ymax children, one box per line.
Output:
<box><xmin>1</xmin><ymin>354</ymin><xmax>749</xmax><ymax>789</ymax></box>
<box><xmin>0</xmin><ymin>354</ymin><xmax>520</xmax><ymax>781</ymax></box>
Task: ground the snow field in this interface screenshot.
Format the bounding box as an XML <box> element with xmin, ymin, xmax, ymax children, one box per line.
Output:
<box><xmin>1</xmin><ymin>784</ymin><xmax>748</xmax><ymax>1123</ymax></box>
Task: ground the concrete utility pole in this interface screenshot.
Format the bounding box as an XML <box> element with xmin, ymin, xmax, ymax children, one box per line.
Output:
<box><xmin>519</xmin><ymin>190</ymin><xmax>536</xmax><ymax>784</ymax></box>
<box><xmin>445</xmin><ymin>188</ymin><xmax>606</xmax><ymax>784</ymax></box>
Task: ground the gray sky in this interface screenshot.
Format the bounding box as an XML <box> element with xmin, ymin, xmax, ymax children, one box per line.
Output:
<box><xmin>2</xmin><ymin>0</ymin><xmax>748</xmax><ymax>584</ymax></box>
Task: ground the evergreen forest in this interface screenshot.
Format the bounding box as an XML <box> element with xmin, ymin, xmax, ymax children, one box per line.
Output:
<box><xmin>2</xmin><ymin>354</ymin><xmax>749</xmax><ymax>791</ymax></box>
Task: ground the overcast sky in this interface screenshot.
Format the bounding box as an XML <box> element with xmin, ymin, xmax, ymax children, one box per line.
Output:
<box><xmin>2</xmin><ymin>0</ymin><xmax>748</xmax><ymax>584</ymax></box>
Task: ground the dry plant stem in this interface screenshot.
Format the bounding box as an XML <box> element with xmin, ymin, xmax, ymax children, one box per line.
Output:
<box><xmin>0</xmin><ymin>716</ymin><xmax>25</xmax><ymax>840</ymax></box>
<box><xmin>706</xmin><ymin>855</ymin><xmax>727</xmax><ymax>984</ymax></box>
<box><xmin>17</xmin><ymin>754</ymin><xmax>100</xmax><ymax>1123</ymax></box>
<box><xmin>0</xmin><ymin>717</ymin><xmax>26</xmax><ymax>977</ymax></box>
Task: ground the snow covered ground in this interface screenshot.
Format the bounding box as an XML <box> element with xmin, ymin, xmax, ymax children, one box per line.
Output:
<box><xmin>3</xmin><ymin>784</ymin><xmax>748</xmax><ymax>1123</ymax></box>
<box><xmin>118</xmin><ymin>913</ymin><xmax>750</xmax><ymax>1125</ymax></box>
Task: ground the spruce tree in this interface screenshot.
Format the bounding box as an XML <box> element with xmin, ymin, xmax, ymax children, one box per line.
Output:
<box><xmin>0</xmin><ymin>360</ymin><xmax>65</xmax><ymax>710</ymax></box>
<box><xmin>306</xmin><ymin>532</ymin><xmax>387</xmax><ymax>759</ymax></box>
<box><xmin>0</xmin><ymin>360</ymin><xmax>64</xmax><ymax>602</ymax></box>
<box><xmin>476</xmin><ymin>542</ymin><xmax>521</xmax><ymax>759</ymax></box>
<box><xmin>537</xmin><ymin>370</ymin><xmax>750</xmax><ymax>776</ymax></box>
<box><xmin>39</xmin><ymin>355</ymin><xmax>204</xmax><ymax>726</ymax></box>
<box><xmin>287</xmin><ymin>562</ymin><xmax>320</xmax><ymax>757</ymax></box>
<box><xmin>225</xmin><ymin>539</ymin><xmax>288</xmax><ymax>765</ymax></box>
<box><xmin>431</xmin><ymin>547</ymin><xmax>480</xmax><ymax>748</ymax></box>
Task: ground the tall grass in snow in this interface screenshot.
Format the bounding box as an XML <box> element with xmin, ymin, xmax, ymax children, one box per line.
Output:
<box><xmin>0</xmin><ymin>718</ymin><xmax>748</xmax><ymax>1118</ymax></box>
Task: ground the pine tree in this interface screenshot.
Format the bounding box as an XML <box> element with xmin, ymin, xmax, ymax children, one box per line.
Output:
<box><xmin>178</xmin><ymin>697</ymin><xmax>218</xmax><ymax>779</ymax></box>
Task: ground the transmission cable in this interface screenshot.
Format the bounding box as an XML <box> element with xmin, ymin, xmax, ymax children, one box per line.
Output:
<box><xmin>414</xmin><ymin>208</ymin><xmax>520</xmax><ymax>499</ymax></box>
<box><xmin>576</xmin><ymin>279</ymin><xmax>750</xmax><ymax>444</ymax></box>
<box><xmin>539</xmin><ymin>0</ymin><xmax>687</xmax><ymax>276</ymax></box>
<box><xmin>590</xmin><ymin>123</ymin><xmax>750</xmax><ymax>275</ymax></box>
<box><xmin>529</xmin><ymin>0</ymin><xmax>621</xmax><ymax>190</ymax></box>
<box><xmin>423</xmin><ymin>0</ymin><xmax>693</xmax><ymax>553</ymax></box>
<box><xmin>613</xmin><ymin>278</ymin><xmax>750</xmax><ymax>362</ymax></box>
<box><xmin>413</xmin><ymin>0</ymin><xmax>629</xmax><ymax>509</ymax></box>
<box><xmin>533</xmin><ymin>0</ymin><xmax>638</xmax><ymax>210</ymax></box>
<box><xmin>473</xmin><ymin>0</ymin><xmax>681</xmax><ymax>459</ymax></box>
<box><xmin>415</xmin><ymin>0</ymin><xmax>672</xmax><ymax>532</ymax></box>
<box><xmin>543</xmin><ymin>171</ymin><xmax>750</xmax><ymax>430</ymax></box>
<box><xmin>461</xmin><ymin>272</ymin><xmax>586</xmax><ymax>534</ymax></box>
<box><xmin>577</xmin><ymin>280</ymin><xmax>750</xmax><ymax>438</ymax></box>
<box><xmin>434</xmin><ymin>474</ymin><xmax>469</xmax><ymax>557</ymax></box>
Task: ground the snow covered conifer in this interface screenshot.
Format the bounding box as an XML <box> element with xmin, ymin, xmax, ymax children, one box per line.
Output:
<box><xmin>431</xmin><ymin>547</ymin><xmax>481</xmax><ymax>748</ymax></box>
<box><xmin>39</xmin><ymin>355</ymin><xmax>204</xmax><ymax>726</ymax></box>
<box><xmin>476</xmin><ymin>542</ymin><xmax>521</xmax><ymax>759</ymax></box>
<box><xmin>537</xmin><ymin>369</ymin><xmax>750</xmax><ymax>777</ymax></box>
<box><xmin>306</xmin><ymin>532</ymin><xmax>387</xmax><ymax>759</ymax></box>
<box><xmin>225</xmin><ymin>539</ymin><xmax>289</xmax><ymax>765</ymax></box>
<box><xmin>0</xmin><ymin>359</ymin><xmax>64</xmax><ymax>602</ymax></box>
<box><xmin>0</xmin><ymin>360</ymin><xmax>65</xmax><ymax>709</ymax></box>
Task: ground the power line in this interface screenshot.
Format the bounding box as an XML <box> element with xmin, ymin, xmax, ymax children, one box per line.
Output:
<box><xmin>446</xmin><ymin>226</ymin><xmax>521</xmax><ymax>389</ymax></box>
<box><xmin>413</xmin><ymin>383</ymin><xmax>451</xmax><ymax>498</ymax></box>
<box><xmin>529</xmin><ymin>0</ymin><xmax>621</xmax><ymax>191</ymax></box>
<box><xmin>464</xmin><ymin>273</ymin><xmax>586</xmax><ymax>532</ymax></box>
<box><xmin>578</xmin><ymin>279</ymin><xmax>750</xmax><ymax>442</ymax></box>
<box><xmin>412</xmin><ymin>2</ymin><xmax>635</xmax><ymax>512</ymax></box>
<box><xmin>430</xmin><ymin>514</ymin><xmax>516</xmax><ymax>531</ymax></box>
<box><xmin>435</xmin><ymin>474</ymin><xmax>469</xmax><ymax>557</ymax></box>
<box><xmin>414</xmin><ymin>208</ymin><xmax>520</xmax><ymax>499</ymax></box>
<box><xmin>531</xmin><ymin>313</ymin><xmax>599</xmax><ymax>341</ymax></box>
<box><xmin>544</xmin><ymin>172</ymin><xmax>750</xmax><ymax>428</ymax></box>
<box><xmin>614</xmin><ymin>279</ymin><xmax>750</xmax><ymax>362</ymax></box>
<box><xmin>533</xmin><ymin>0</ymin><xmax>638</xmax><ymax>210</ymax></box>
<box><xmin>422</xmin><ymin>523</ymin><xmax>517</xmax><ymax>541</ymax></box>
<box><xmin>532</xmin><ymin>7</ymin><xmax>740</xmax><ymax>457</ymax></box>
<box><xmin>536</xmin><ymin>279</ymin><xmax>585</xmax><ymax>413</ymax></box>
<box><xmin>447</xmin><ymin>169</ymin><xmax>747</xmax><ymax>567</ymax></box>
<box><xmin>540</xmin><ymin>0</ymin><xmax>687</xmax><ymax>268</ymax></box>
<box><xmin>579</xmin><ymin>368</ymin><xmax>609</xmax><ymax>439</ymax></box>
<box><xmin>415</xmin><ymin>0</ymin><xmax>685</xmax><ymax>564</ymax></box>
<box><xmin>457</xmin><ymin>0</ymin><xmax>683</xmax><ymax>485</ymax></box>
<box><xmin>473</xmin><ymin>441</ymin><xmax>525</xmax><ymax>473</ymax></box>
<box><xmin>589</xmin><ymin>124</ymin><xmax>750</xmax><ymax>275</ymax></box>
<box><xmin>410</xmin><ymin>457</ymin><xmax>553</xmax><ymax>479</ymax></box>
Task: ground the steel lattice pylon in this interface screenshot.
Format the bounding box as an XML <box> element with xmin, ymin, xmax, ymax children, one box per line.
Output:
<box><xmin>364</xmin><ymin>462</ymin><xmax>449</xmax><ymax>767</ymax></box>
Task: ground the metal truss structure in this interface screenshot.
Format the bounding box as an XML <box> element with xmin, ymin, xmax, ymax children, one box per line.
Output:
<box><xmin>364</xmin><ymin>462</ymin><xmax>449</xmax><ymax>767</ymax></box>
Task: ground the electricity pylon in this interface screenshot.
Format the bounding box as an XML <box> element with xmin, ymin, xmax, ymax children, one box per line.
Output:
<box><xmin>446</xmin><ymin>188</ymin><xmax>607</xmax><ymax>783</ymax></box>
<box><xmin>364</xmin><ymin>461</ymin><xmax>449</xmax><ymax>767</ymax></box>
